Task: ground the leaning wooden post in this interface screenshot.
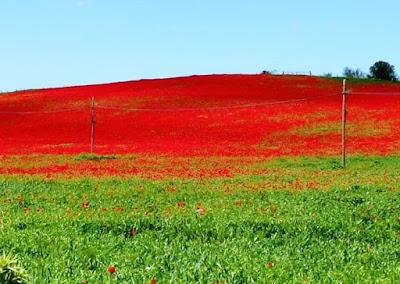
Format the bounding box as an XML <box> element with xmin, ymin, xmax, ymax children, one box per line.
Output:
<box><xmin>341</xmin><ymin>79</ymin><xmax>347</xmax><ymax>168</ymax></box>
<box><xmin>90</xmin><ymin>97</ymin><xmax>96</xmax><ymax>153</ymax></box>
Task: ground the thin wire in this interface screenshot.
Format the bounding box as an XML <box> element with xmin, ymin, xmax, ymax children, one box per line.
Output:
<box><xmin>349</xmin><ymin>91</ymin><xmax>400</xmax><ymax>96</ymax></box>
<box><xmin>0</xmin><ymin>93</ymin><xmax>338</xmax><ymax>114</ymax></box>
<box><xmin>1</xmin><ymin>91</ymin><xmax>399</xmax><ymax>114</ymax></box>
<box><xmin>0</xmin><ymin>108</ymin><xmax>85</xmax><ymax>115</ymax></box>
<box><xmin>96</xmin><ymin>93</ymin><xmax>338</xmax><ymax>112</ymax></box>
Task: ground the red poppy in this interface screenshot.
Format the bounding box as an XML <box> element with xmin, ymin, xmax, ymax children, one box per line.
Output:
<box><xmin>113</xmin><ymin>206</ymin><xmax>125</xmax><ymax>212</ymax></box>
<box><xmin>82</xmin><ymin>201</ymin><xmax>90</xmax><ymax>209</ymax></box>
<box><xmin>196</xmin><ymin>203</ymin><xmax>206</xmax><ymax>215</ymax></box>
<box><xmin>266</xmin><ymin>262</ymin><xmax>275</xmax><ymax>268</ymax></box>
<box><xmin>108</xmin><ymin>265</ymin><xmax>116</xmax><ymax>274</ymax></box>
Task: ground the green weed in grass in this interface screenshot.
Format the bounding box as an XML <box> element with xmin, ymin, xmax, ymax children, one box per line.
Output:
<box><xmin>75</xmin><ymin>153</ymin><xmax>118</xmax><ymax>161</ymax></box>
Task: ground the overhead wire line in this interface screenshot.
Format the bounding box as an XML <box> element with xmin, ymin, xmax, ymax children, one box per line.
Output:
<box><xmin>1</xmin><ymin>91</ymin><xmax>399</xmax><ymax>115</ymax></box>
<box><xmin>0</xmin><ymin>107</ymin><xmax>86</xmax><ymax>115</ymax></box>
<box><xmin>95</xmin><ymin>93</ymin><xmax>338</xmax><ymax>112</ymax></box>
<box><xmin>348</xmin><ymin>91</ymin><xmax>400</xmax><ymax>96</ymax></box>
<box><xmin>0</xmin><ymin>93</ymin><xmax>338</xmax><ymax>114</ymax></box>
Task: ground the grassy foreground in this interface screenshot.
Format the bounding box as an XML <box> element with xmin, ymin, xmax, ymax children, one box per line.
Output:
<box><xmin>0</xmin><ymin>156</ymin><xmax>399</xmax><ymax>283</ymax></box>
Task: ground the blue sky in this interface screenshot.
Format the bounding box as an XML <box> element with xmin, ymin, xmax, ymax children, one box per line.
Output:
<box><xmin>0</xmin><ymin>0</ymin><xmax>399</xmax><ymax>91</ymax></box>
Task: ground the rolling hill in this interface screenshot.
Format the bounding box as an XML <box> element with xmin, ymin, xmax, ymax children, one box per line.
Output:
<box><xmin>0</xmin><ymin>74</ymin><xmax>399</xmax><ymax>156</ymax></box>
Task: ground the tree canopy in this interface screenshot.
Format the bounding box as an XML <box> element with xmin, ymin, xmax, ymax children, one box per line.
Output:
<box><xmin>369</xmin><ymin>61</ymin><xmax>397</xmax><ymax>81</ymax></box>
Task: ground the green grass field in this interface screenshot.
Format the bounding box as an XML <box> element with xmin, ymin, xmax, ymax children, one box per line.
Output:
<box><xmin>1</xmin><ymin>156</ymin><xmax>399</xmax><ymax>283</ymax></box>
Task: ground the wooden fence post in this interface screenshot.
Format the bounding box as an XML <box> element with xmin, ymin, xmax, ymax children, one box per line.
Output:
<box><xmin>341</xmin><ymin>79</ymin><xmax>347</xmax><ymax>168</ymax></box>
<box><xmin>90</xmin><ymin>97</ymin><xmax>96</xmax><ymax>153</ymax></box>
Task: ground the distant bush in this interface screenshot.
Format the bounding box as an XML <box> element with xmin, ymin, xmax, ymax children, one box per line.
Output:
<box><xmin>261</xmin><ymin>70</ymin><xmax>277</xmax><ymax>75</ymax></box>
<box><xmin>369</xmin><ymin>61</ymin><xmax>398</xmax><ymax>81</ymax></box>
<box><xmin>343</xmin><ymin>67</ymin><xmax>366</xmax><ymax>79</ymax></box>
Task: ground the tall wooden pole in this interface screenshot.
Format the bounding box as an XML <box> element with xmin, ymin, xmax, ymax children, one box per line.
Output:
<box><xmin>341</xmin><ymin>79</ymin><xmax>347</xmax><ymax>168</ymax></box>
<box><xmin>90</xmin><ymin>97</ymin><xmax>96</xmax><ymax>153</ymax></box>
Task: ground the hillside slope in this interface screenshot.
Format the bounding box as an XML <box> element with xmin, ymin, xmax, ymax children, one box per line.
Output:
<box><xmin>0</xmin><ymin>74</ymin><xmax>399</xmax><ymax>156</ymax></box>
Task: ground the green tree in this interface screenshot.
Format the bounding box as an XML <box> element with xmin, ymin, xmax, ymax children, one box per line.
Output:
<box><xmin>369</xmin><ymin>61</ymin><xmax>397</xmax><ymax>81</ymax></box>
<box><xmin>343</xmin><ymin>67</ymin><xmax>366</xmax><ymax>79</ymax></box>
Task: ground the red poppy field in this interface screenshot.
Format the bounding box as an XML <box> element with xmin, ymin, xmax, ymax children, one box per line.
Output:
<box><xmin>1</xmin><ymin>75</ymin><xmax>400</xmax><ymax>283</ymax></box>
<box><xmin>0</xmin><ymin>74</ymin><xmax>400</xmax><ymax>176</ymax></box>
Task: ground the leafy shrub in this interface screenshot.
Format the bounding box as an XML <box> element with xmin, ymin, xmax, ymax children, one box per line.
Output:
<box><xmin>343</xmin><ymin>67</ymin><xmax>366</xmax><ymax>79</ymax></box>
<box><xmin>0</xmin><ymin>253</ymin><xmax>27</xmax><ymax>284</ymax></box>
<box><xmin>75</xmin><ymin>153</ymin><xmax>117</xmax><ymax>161</ymax></box>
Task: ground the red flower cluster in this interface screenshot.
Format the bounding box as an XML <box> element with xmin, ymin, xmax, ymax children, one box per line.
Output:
<box><xmin>0</xmin><ymin>74</ymin><xmax>399</xmax><ymax>158</ymax></box>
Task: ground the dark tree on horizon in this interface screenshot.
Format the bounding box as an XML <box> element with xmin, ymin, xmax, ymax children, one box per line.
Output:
<box><xmin>369</xmin><ymin>61</ymin><xmax>397</xmax><ymax>81</ymax></box>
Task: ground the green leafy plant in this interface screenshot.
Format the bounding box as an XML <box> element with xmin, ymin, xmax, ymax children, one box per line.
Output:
<box><xmin>0</xmin><ymin>253</ymin><xmax>27</xmax><ymax>284</ymax></box>
<box><xmin>75</xmin><ymin>153</ymin><xmax>117</xmax><ymax>161</ymax></box>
